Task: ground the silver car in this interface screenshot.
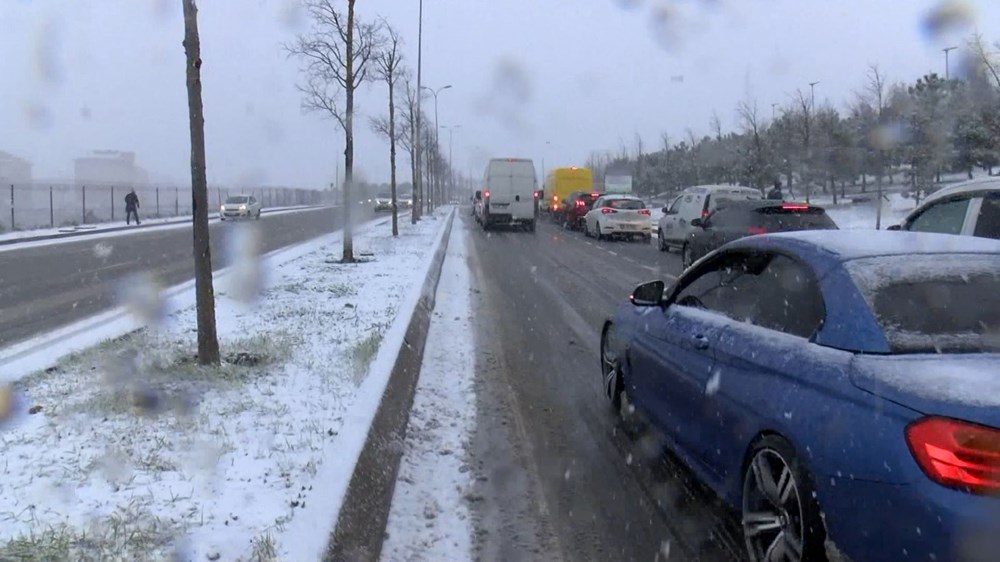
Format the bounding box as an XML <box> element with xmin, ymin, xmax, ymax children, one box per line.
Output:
<box><xmin>889</xmin><ymin>178</ymin><xmax>1000</xmax><ymax>239</ymax></box>
<box><xmin>220</xmin><ymin>194</ymin><xmax>262</xmax><ymax>220</ymax></box>
<box><xmin>657</xmin><ymin>184</ymin><xmax>762</xmax><ymax>251</ymax></box>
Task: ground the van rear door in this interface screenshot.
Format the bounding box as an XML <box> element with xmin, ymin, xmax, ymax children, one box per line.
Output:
<box><xmin>487</xmin><ymin>159</ymin><xmax>536</xmax><ymax>221</ymax></box>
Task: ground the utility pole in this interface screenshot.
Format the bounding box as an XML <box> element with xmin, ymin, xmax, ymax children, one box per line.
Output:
<box><xmin>442</xmin><ymin>125</ymin><xmax>460</xmax><ymax>203</ymax></box>
<box><xmin>943</xmin><ymin>46</ymin><xmax>957</xmax><ymax>79</ymax></box>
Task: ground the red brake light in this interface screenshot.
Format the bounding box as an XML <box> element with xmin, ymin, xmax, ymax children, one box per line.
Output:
<box><xmin>553</xmin><ymin>195</ymin><xmax>559</xmax><ymax>202</ymax></box>
<box><xmin>601</xmin><ymin>207</ymin><xmax>617</xmax><ymax>214</ymax></box>
<box><xmin>575</xmin><ymin>200</ymin><xmax>585</xmax><ymax>208</ymax></box>
<box><xmin>747</xmin><ymin>226</ymin><xmax>768</xmax><ymax>235</ymax></box>
<box><xmin>591</xmin><ymin>193</ymin><xmax>599</xmax><ymax>198</ymax></box>
<box><xmin>701</xmin><ymin>208</ymin><xmax>709</xmax><ymax>219</ymax></box>
<box><xmin>534</xmin><ymin>191</ymin><xmax>540</xmax><ymax>199</ymax></box>
<box><xmin>638</xmin><ymin>209</ymin><xmax>651</xmax><ymax>215</ymax></box>
<box><xmin>781</xmin><ymin>204</ymin><xmax>810</xmax><ymax>211</ymax></box>
<box><xmin>906</xmin><ymin>417</ymin><xmax>1000</xmax><ymax>495</ymax></box>
<box><xmin>484</xmin><ymin>190</ymin><xmax>490</xmax><ymax>198</ymax></box>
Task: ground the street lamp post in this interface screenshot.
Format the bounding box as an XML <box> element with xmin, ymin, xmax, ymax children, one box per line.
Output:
<box><xmin>414</xmin><ymin>0</ymin><xmax>423</xmax><ymax>223</ymax></box>
<box><xmin>943</xmin><ymin>46</ymin><xmax>957</xmax><ymax>79</ymax></box>
<box><xmin>421</xmin><ymin>84</ymin><xmax>452</xmax><ymax>210</ymax></box>
<box><xmin>808</xmin><ymin>81</ymin><xmax>820</xmax><ymax>110</ymax></box>
<box><xmin>771</xmin><ymin>103</ymin><xmax>778</xmax><ymax>120</ymax></box>
<box><xmin>442</xmin><ymin>125</ymin><xmax>461</xmax><ymax>203</ymax></box>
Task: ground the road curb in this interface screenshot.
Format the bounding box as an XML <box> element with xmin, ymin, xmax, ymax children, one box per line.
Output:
<box><xmin>0</xmin><ymin>205</ymin><xmax>329</xmax><ymax>247</ymax></box>
<box><xmin>324</xmin><ymin>209</ymin><xmax>457</xmax><ymax>562</ymax></box>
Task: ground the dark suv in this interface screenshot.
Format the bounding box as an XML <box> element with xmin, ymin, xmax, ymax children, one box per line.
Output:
<box><xmin>555</xmin><ymin>191</ymin><xmax>602</xmax><ymax>230</ymax></box>
<box><xmin>682</xmin><ymin>201</ymin><xmax>838</xmax><ymax>267</ymax></box>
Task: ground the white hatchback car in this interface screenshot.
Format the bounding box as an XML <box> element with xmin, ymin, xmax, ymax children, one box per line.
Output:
<box><xmin>220</xmin><ymin>194</ymin><xmax>261</xmax><ymax>220</ymax></box>
<box><xmin>584</xmin><ymin>195</ymin><xmax>651</xmax><ymax>242</ymax></box>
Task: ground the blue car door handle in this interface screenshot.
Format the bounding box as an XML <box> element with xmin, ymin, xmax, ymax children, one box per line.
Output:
<box><xmin>692</xmin><ymin>334</ymin><xmax>709</xmax><ymax>350</ymax></box>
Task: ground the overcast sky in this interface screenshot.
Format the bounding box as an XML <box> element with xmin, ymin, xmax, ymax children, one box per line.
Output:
<box><xmin>2</xmin><ymin>0</ymin><xmax>998</xmax><ymax>188</ymax></box>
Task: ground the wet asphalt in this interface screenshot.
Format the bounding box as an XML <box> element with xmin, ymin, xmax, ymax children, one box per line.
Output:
<box><xmin>464</xmin><ymin>210</ymin><xmax>748</xmax><ymax>562</ymax></box>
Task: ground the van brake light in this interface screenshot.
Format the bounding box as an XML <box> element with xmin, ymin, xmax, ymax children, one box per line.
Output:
<box><xmin>601</xmin><ymin>208</ymin><xmax>617</xmax><ymax>214</ymax></box>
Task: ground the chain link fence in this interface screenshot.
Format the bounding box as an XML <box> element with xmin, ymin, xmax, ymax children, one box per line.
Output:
<box><xmin>0</xmin><ymin>183</ymin><xmax>331</xmax><ymax>232</ymax></box>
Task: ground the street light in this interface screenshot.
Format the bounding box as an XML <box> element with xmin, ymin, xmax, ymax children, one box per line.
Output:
<box><xmin>442</xmin><ymin>125</ymin><xmax>461</xmax><ymax>202</ymax></box>
<box><xmin>808</xmin><ymin>81</ymin><xmax>820</xmax><ymax>110</ymax></box>
<box><xmin>943</xmin><ymin>46</ymin><xmax>958</xmax><ymax>79</ymax></box>
<box><xmin>421</xmin><ymin>84</ymin><xmax>452</xmax><ymax>209</ymax></box>
<box><xmin>414</xmin><ymin>0</ymin><xmax>424</xmax><ymax>222</ymax></box>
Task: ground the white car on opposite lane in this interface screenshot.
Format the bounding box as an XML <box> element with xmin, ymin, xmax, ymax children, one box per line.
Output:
<box><xmin>584</xmin><ymin>195</ymin><xmax>652</xmax><ymax>242</ymax></box>
<box><xmin>220</xmin><ymin>194</ymin><xmax>262</xmax><ymax>220</ymax></box>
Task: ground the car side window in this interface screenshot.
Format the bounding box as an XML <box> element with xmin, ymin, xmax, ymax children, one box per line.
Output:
<box><xmin>751</xmin><ymin>255</ymin><xmax>825</xmax><ymax>338</ymax></box>
<box><xmin>907</xmin><ymin>197</ymin><xmax>972</xmax><ymax>235</ymax></box>
<box><xmin>674</xmin><ymin>253</ymin><xmax>824</xmax><ymax>338</ymax></box>
<box><xmin>668</xmin><ymin>196</ymin><xmax>683</xmax><ymax>213</ymax></box>
<box><xmin>593</xmin><ymin>197</ymin><xmax>604</xmax><ymax>209</ymax></box>
<box><xmin>973</xmin><ymin>196</ymin><xmax>1000</xmax><ymax>239</ymax></box>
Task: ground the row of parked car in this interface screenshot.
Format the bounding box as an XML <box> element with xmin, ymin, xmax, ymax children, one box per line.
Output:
<box><xmin>596</xmin><ymin>178</ymin><xmax>1000</xmax><ymax>562</ymax></box>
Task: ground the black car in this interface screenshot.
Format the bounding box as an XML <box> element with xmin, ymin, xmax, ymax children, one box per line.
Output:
<box><xmin>681</xmin><ymin>200</ymin><xmax>838</xmax><ymax>267</ymax></box>
<box><xmin>555</xmin><ymin>191</ymin><xmax>602</xmax><ymax>230</ymax></box>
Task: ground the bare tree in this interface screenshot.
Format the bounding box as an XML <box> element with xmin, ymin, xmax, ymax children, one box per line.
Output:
<box><xmin>371</xmin><ymin>21</ymin><xmax>405</xmax><ymax>236</ymax></box>
<box><xmin>709</xmin><ymin>110</ymin><xmax>723</xmax><ymax>140</ymax></box>
<box><xmin>737</xmin><ymin>98</ymin><xmax>770</xmax><ymax>190</ymax></box>
<box><xmin>793</xmin><ymin>88</ymin><xmax>814</xmax><ymax>201</ymax></box>
<box><xmin>287</xmin><ymin>0</ymin><xmax>381</xmax><ymax>262</ymax></box>
<box><xmin>865</xmin><ymin>63</ymin><xmax>888</xmax><ymax>228</ymax></box>
<box><xmin>634</xmin><ymin>132</ymin><xmax>644</xmax><ymax>196</ymax></box>
<box><xmin>181</xmin><ymin>0</ymin><xmax>219</xmax><ymax>365</ymax></box>
<box><xmin>969</xmin><ymin>33</ymin><xmax>1000</xmax><ymax>90</ymax></box>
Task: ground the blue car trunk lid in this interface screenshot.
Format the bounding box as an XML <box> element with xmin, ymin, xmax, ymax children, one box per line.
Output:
<box><xmin>850</xmin><ymin>354</ymin><xmax>1000</xmax><ymax>428</ymax></box>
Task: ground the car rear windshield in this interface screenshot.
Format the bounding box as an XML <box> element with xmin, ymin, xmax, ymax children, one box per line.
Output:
<box><xmin>845</xmin><ymin>255</ymin><xmax>1000</xmax><ymax>353</ymax></box>
<box><xmin>225</xmin><ymin>196</ymin><xmax>249</xmax><ymax>204</ymax></box>
<box><xmin>753</xmin><ymin>206</ymin><xmax>837</xmax><ymax>231</ymax></box>
<box><xmin>607</xmin><ymin>199</ymin><xmax>645</xmax><ymax>210</ymax></box>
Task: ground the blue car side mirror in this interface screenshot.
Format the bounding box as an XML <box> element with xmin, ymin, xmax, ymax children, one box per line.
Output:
<box><xmin>630</xmin><ymin>280</ymin><xmax>665</xmax><ymax>307</ymax></box>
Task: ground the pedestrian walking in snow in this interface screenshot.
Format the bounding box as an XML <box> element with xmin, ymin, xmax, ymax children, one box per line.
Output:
<box><xmin>125</xmin><ymin>189</ymin><xmax>141</xmax><ymax>225</ymax></box>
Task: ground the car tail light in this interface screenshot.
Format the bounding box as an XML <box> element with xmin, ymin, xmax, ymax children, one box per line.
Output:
<box><xmin>747</xmin><ymin>226</ymin><xmax>768</xmax><ymax>235</ymax></box>
<box><xmin>553</xmin><ymin>195</ymin><xmax>559</xmax><ymax>202</ymax></box>
<box><xmin>638</xmin><ymin>209</ymin><xmax>651</xmax><ymax>215</ymax></box>
<box><xmin>575</xmin><ymin>200</ymin><xmax>585</xmax><ymax>208</ymax></box>
<box><xmin>601</xmin><ymin>208</ymin><xmax>617</xmax><ymax>214</ymax></box>
<box><xmin>906</xmin><ymin>417</ymin><xmax>1000</xmax><ymax>495</ymax></box>
<box><xmin>484</xmin><ymin>190</ymin><xmax>490</xmax><ymax>198</ymax></box>
<box><xmin>534</xmin><ymin>191</ymin><xmax>540</xmax><ymax>199</ymax></box>
<box><xmin>701</xmin><ymin>208</ymin><xmax>709</xmax><ymax>219</ymax></box>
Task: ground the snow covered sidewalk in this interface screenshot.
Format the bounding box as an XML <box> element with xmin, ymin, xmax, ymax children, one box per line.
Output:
<box><xmin>380</xmin><ymin>225</ymin><xmax>477</xmax><ymax>562</ymax></box>
<box><xmin>0</xmin><ymin>210</ymin><xmax>450</xmax><ymax>561</ymax></box>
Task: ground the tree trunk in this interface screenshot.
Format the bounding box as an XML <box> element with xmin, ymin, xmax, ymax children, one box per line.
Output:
<box><xmin>181</xmin><ymin>0</ymin><xmax>219</xmax><ymax>365</ymax></box>
<box><xmin>342</xmin><ymin>0</ymin><xmax>356</xmax><ymax>262</ymax></box>
<box><xmin>861</xmin><ymin>172</ymin><xmax>867</xmax><ymax>193</ymax></box>
<box><xmin>831</xmin><ymin>175</ymin><xmax>837</xmax><ymax>205</ymax></box>
<box><xmin>876</xmin><ymin>174</ymin><xmax>883</xmax><ymax>230</ymax></box>
<box><xmin>388</xmin><ymin>79</ymin><xmax>398</xmax><ymax>237</ymax></box>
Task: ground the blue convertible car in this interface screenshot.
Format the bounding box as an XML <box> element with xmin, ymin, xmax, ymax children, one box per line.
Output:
<box><xmin>600</xmin><ymin>231</ymin><xmax>1000</xmax><ymax>562</ymax></box>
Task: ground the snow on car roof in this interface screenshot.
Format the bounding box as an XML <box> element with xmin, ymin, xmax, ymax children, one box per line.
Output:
<box><xmin>920</xmin><ymin>177</ymin><xmax>1000</xmax><ymax>205</ymax></box>
<box><xmin>748</xmin><ymin>230</ymin><xmax>1000</xmax><ymax>260</ymax></box>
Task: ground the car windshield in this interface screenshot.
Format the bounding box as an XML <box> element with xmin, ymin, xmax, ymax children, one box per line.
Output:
<box><xmin>6</xmin><ymin>2</ymin><xmax>1000</xmax><ymax>561</ymax></box>
<box><xmin>846</xmin><ymin>255</ymin><xmax>1000</xmax><ymax>353</ymax></box>
<box><xmin>607</xmin><ymin>199</ymin><xmax>644</xmax><ymax>210</ymax></box>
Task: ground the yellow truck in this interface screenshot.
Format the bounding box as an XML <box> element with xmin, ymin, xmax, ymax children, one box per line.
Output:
<box><xmin>544</xmin><ymin>167</ymin><xmax>594</xmax><ymax>213</ymax></box>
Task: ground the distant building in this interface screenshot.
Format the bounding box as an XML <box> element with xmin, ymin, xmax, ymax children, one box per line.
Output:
<box><xmin>74</xmin><ymin>150</ymin><xmax>149</xmax><ymax>186</ymax></box>
<box><xmin>0</xmin><ymin>151</ymin><xmax>32</xmax><ymax>184</ymax></box>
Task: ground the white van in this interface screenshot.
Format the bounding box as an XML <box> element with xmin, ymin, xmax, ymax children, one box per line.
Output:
<box><xmin>475</xmin><ymin>158</ymin><xmax>538</xmax><ymax>231</ymax></box>
<box><xmin>656</xmin><ymin>184</ymin><xmax>762</xmax><ymax>250</ymax></box>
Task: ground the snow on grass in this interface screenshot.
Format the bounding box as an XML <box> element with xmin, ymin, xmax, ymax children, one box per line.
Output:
<box><xmin>381</xmin><ymin>226</ymin><xmax>476</xmax><ymax>562</ymax></box>
<box><xmin>0</xmin><ymin>213</ymin><xmax>446</xmax><ymax>561</ymax></box>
